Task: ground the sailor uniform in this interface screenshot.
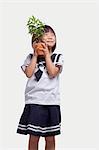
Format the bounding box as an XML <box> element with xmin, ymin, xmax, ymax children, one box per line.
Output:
<box><xmin>17</xmin><ymin>52</ymin><xmax>64</xmax><ymax>137</ymax></box>
<box><xmin>34</xmin><ymin>56</ymin><xmax>46</xmax><ymax>81</ymax></box>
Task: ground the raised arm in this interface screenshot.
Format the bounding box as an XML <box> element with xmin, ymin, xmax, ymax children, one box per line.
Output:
<box><xmin>45</xmin><ymin>53</ymin><xmax>61</xmax><ymax>77</ymax></box>
<box><xmin>24</xmin><ymin>54</ymin><xmax>37</xmax><ymax>78</ymax></box>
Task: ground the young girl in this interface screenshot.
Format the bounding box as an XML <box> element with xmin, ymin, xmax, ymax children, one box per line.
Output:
<box><xmin>17</xmin><ymin>25</ymin><xmax>64</xmax><ymax>150</ymax></box>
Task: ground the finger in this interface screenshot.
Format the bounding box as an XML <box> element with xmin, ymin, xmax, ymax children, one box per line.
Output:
<box><xmin>41</xmin><ymin>43</ymin><xmax>47</xmax><ymax>48</ymax></box>
<box><xmin>33</xmin><ymin>43</ymin><xmax>37</xmax><ymax>49</ymax></box>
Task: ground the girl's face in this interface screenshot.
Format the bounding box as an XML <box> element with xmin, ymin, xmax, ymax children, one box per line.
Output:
<box><xmin>41</xmin><ymin>30</ymin><xmax>56</xmax><ymax>48</ymax></box>
<box><xmin>32</xmin><ymin>29</ymin><xmax>56</xmax><ymax>55</ymax></box>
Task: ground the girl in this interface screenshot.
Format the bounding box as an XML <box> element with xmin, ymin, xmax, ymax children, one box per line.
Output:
<box><xmin>17</xmin><ymin>25</ymin><xmax>64</xmax><ymax>150</ymax></box>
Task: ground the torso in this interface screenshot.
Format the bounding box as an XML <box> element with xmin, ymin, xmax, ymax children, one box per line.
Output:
<box><xmin>25</xmin><ymin>54</ymin><xmax>61</xmax><ymax>106</ymax></box>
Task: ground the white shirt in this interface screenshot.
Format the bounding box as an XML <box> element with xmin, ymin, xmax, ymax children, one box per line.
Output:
<box><xmin>21</xmin><ymin>52</ymin><xmax>64</xmax><ymax>106</ymax></box>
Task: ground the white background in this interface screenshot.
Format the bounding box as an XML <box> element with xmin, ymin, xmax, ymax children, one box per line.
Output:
<box><xmin>0</xmin><ymin>0</ymin><xmax>97</xmax><ymax>150</ymax></box>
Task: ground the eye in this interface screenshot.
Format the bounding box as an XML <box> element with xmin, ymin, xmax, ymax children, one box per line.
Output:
<box><xmin>40</xmin><ymin>39</ymin><xmax>45</xmax><ymax>43</ymax></box>
<box><xmin>44</xmin><ymin>33</ymin><xmax>49</xmax><ymax>36</ymax></box>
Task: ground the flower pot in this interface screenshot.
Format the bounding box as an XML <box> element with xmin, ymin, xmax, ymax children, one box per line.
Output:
<box><xmin>36</xmin><ymin>43</ymin><xmax>44</xmax><ymax>55</ymax></box>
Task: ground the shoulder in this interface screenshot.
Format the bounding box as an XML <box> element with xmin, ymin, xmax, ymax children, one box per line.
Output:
<box><xmin>29</xmin><ymin>53</ymin><xmax>33</xmax><ymax>59</ymax></box>
<box><xmin>52</xmin><ymin>52</ymin><xmax>63</xmax><ymax>57</ymax></box>
<box><xmin>51</xmin><ymin>52</ymin><xmax>63</xmax><ymax>62</ymax></box>
<box><xmin>28</xmin><ymin>53</ymin><xmax>34</xmax><ymax>58</ymax></box>
<box><xmin>25</xmin><ymin>53</ymin><xmax>34</xmax><ymax>59</ymax></box>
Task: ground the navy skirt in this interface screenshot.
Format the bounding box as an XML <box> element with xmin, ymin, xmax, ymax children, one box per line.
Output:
<box><xmin>16</xmin><ymin>104</ymin><xmax>61</xmax><ymax>137</ymax></box>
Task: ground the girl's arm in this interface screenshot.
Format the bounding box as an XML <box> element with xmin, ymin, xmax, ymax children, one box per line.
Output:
<box><xmin>45</xmin><ymin>53</ymin><xmax>61</xmax><ymax>77</ymax></box>
<box><xmin>24</xmin><ymin>54</ymin><xmax>37</xmax><ymax>78</ymax></box>
<box><xmin>40</xmin><ymin>43</ymin><xmax>62</xmax><ymax>78</ymax></box>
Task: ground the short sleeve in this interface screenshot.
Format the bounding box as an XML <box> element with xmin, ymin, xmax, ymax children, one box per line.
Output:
<box><xmin>21</xmin><ymin>54</ymin><xmax>32</xmax><ymax>72</ymax></box>
<box><xmin>54</xmin><ymin>54</ymin><xmax>64</xmax><ymax>73</ymax></box>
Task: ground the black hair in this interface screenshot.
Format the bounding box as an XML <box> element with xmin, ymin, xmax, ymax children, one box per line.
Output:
<box><xmin>31</xmin><ymin>25</ymin><xmax>56</xmax><ymax>53</ymax></box>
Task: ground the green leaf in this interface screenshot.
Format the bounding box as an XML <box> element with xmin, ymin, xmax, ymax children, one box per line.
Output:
<box><xmin>27</xmin><ymin>15</ymin><xmax>45</xmax><ymax>38</ymax></box>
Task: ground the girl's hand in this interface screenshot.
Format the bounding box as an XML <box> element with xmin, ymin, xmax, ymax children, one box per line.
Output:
<box><xmin>32</xmin><ymin>41</ymin><xmax>39</xmax><ymax>57</ymax></box>
<box><xmin>32</xmin><ymin>41</ymin><xmax>50</xmax><ymax>57</ymax></box>
<box><xmin>40</xmin><ymin>43</ymin><xmax>50</xmax><ymax>57</ymax></box>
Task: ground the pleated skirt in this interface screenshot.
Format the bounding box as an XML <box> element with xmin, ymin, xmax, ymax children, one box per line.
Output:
<box><xmin>16</xmin><ymin>104</ymin><xmax>61</xmax><ymax>137</ymax></box>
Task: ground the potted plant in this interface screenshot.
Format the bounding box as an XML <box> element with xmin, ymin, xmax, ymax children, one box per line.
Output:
<box><xmin>27</xmin><ymin>16</ymin><xmax>45</xmax><ymax>55</ymax></box>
